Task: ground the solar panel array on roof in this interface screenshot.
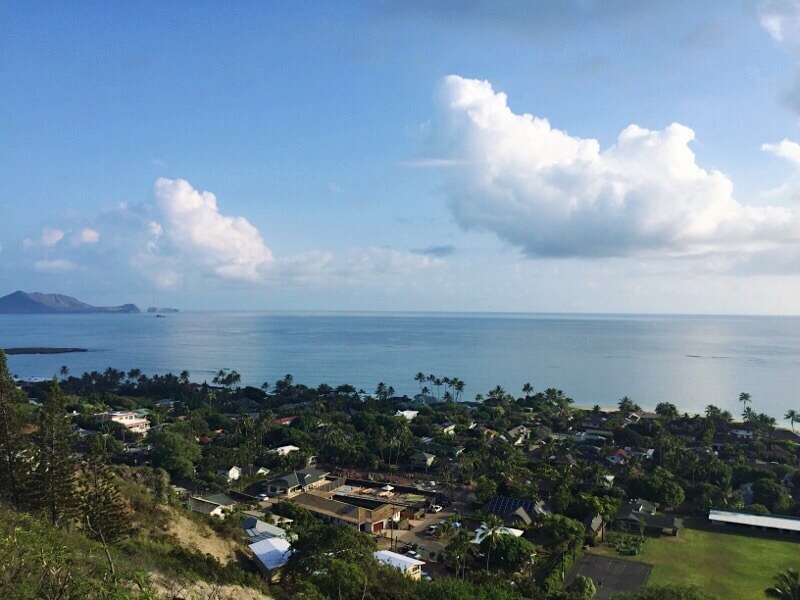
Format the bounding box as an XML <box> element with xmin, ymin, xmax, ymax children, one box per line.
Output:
<box><xmin>482</xmin><ymin>495</ymin><xmax>535</xmax><ymax>517</ymax></box>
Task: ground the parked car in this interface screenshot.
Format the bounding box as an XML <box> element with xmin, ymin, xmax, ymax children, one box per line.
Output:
<box><xmin>429</xmin><ymin>504</ymin><xmax>443</xmax><ymax>513</ymax></box>
<box><xmin>426</xmin><ymin>524</ymin><xmax>438</xmax><ymax>535</ymax></box>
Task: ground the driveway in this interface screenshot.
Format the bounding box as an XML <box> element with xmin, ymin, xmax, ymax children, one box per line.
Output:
<box><xmin>386</xmin><ymin>506</ymin><xmax>463</xmax><ymax>560</ymax></box>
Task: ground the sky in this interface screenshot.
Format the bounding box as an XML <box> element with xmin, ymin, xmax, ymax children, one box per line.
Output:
<box><xmin>6</xmin><ymin>1</ymin><xmax>800</xmax><ymax>313</ymax></box>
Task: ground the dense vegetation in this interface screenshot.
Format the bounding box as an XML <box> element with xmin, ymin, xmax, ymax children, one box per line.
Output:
<box><xmin>2</xmin><ymin>354</ymin><xmax>798</xmax><ymax>599</ymax></box>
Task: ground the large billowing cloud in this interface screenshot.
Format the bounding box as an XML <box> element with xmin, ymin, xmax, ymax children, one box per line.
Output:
<box><xmin>140</xmin><ymin>178</ymin><xmax>438</xmax><ymax>288</ymax></box>
<box><xmin>430</xmin><ymin>75</ymin><xmax>800</xmax><ymax>258</ymax></box>
<box><xmin>152</xmin><ymin>178</ymin><xmax>274</xmax><ymax>282</ymax></box>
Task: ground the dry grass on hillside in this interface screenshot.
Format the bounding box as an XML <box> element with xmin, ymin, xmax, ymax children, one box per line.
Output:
<box><xmin>148</xmin><ymin>573</ymin><xmax>272</xmax><ymax>600</ymax></box>
<box><xmin>164</xmin><ymin>510</ymin><xmax>240</xmax><ymax>564</ymax></box>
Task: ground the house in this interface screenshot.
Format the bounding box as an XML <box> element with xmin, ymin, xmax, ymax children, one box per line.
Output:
<box><xmin>412</xmin><ymin>393</ymin><xmax>438</xmax><ymax>406</ymax></box>
<box><xmin>101</xmin><ymin>410</ymin><xmax>151</xmax><ymax>435</ymax></box>
<box><xmin>550</xmin><ymin>452</ymin><xmax>578</xmax><ymax>468</ymax></box>
<box><xmin>156</xmin><ymin>398</ymin><xmax>176</xmax><ymax>410</ymax></box>
<box><xmin>434</xmin><ymin>421</ymin><xmax>457</xmax><ymax>435</ymax></box>
<box><xmin>242</xmin><ymin>516</ymin><xmax>291</xmax><ymax>542</ymax></box>
<box><xmin>572</xmin><ymin>431</ymin><xmax>610</xmax><ymax>444</ymax></box>
<box><xmin>409</xmin><ymin>452</ymin><xmax>436</xmax><ymax>471</ymax></box>
<box><xmin>421</xmin><ymin>441</ymin><xmax>464</xmax><ymax>459</ymax></box>
<box><xmin>243</xmin><ymin>465</ymin><xmax>270</xmax><ymax>478</ymax></box>
<box><xmin>274</xmin><ymin>416</ymin><xmax>297</xmax><ymax>426</ymax></box>
<box><xmin>250</xmin><ymin>537</ymin><xmax>292</xmax><ymax>581</ymax></box>
<box><xmin>708</xmin><ymin>509</ymin><xmax>800</xmax><ymax>535</ymax></box>
<box><xmin>263</xmin><ymin>468</ymin><xmax>330</xmax><ymax>497</ymax></box>
<box><xmin>625</xmin><ymin>446</ymin><xmax>655</xmax><ymax>460</ymax></box>
<box><xmin>581</xmin><ymin>415</ymin><xmax>609</xmax><ymax>430</ymax></box>
<box><xmin>189</xmin><ymin>493</ymin><xmax>237</xmax><ymax>519</ymax></box>
<box><xmin>217</xmin><ymin>466</ymin><xmax>242</xmax><ymax>481</ymax></box>
<box><xmin>583</xmin><ymin>513</ymin><xmax>605</xmax><ymax>541</ymax></box>
<box><xmin>613</xmin><ymin>499</ymin><xmax>682</xmax><ymax>535</ymax></box>
<box><xmin>503</xmin><ymin>425</ymin><xmax>530</xmax><ymax>446</ymax></box>
<box><xmin>292</xmin><ymin>492</ymin><xmax>398</xmax><ymax>533</ymax></box>
<box><xmin>607</xmin><ymin>448</ymin><xmax>629</xmax><ymax>465</ymax></box>
<box><xmin>730</xmin><ymin>427</ymin><xmax>755</xmax><ymax>440</ymax></box>
<box><xmin>268</xmin><ymin>445</ymin><xmax>300</xmax><ymax>457</ymax></box>
<box><xmin>481</xmin><ymin>495</ymin><xmax>550</xmax><ymax>527</ymax></box>
<box><xmin>374</xmin><ymin>550</ymin><xmax>425</xmax><ymax>580</ymax></box>
<box><xmin>395</xmin><ymin>410</ymin><xmax>419</xmax><ymax>421</ymax></box>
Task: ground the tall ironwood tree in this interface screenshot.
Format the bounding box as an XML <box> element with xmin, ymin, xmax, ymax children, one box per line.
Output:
<box><xmin>33</xmin><ymin>378</ymin><xmax>78</xmax><ymax>527</ymax></box>
<box><xmin>0</xmin><ymin>350</ymin><xmax>30</xmax><ymax>509</ymax></box>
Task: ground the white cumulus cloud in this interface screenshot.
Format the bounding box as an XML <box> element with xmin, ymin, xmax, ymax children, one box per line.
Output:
<box><xmin>40</xmin><ymin>226</ymin><xmax>64</xmax><ymax>247</ymax></box>
<box><xmin>76</xmin><ymin>228</ymin><xmax>100</xmax><ymax>244</ymax></box>
<box><xmin>428</xmin><ymin>75</ymin><xmax>800</xmax><ymax>258</ymax></box>
<box><xmin>760</xmin><ymin>0</ymin><xmax>800</xmax><ymax>45</ymax></box>
<box><xmin>153</xmin><ymin>178</ymin><xmax>274</xmax><ymax>282</ymax></box>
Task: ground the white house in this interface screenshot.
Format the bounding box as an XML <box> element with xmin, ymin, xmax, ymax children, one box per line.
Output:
<box><xmin>268</xmin><ymin>445</ymin><xmax>301</xmax><ymax>456</ymax></box>
<box><xmin>395</xmin><ymin>410</ymin><xmax>418</xmax><ymax>421</ymax></box>
<box><xmin>250</xmin><ymin>537</ymin><xmax>293</xmax><ymax>581</ymax></box>
<box><xmin>374</xmin><ymin>550</ymin><xmax>425</xmax><ymax>580</ymax></box>
<box><xmin>101</xmin><ymin>410</ymin><xmax>151</xmax><ymax>435</ymax></box>
<box><xmin>189</xmin><ymin>493</ymin><xmax>237</xmax><ymax>519</ymax></box>
<box><xmin>217</xmin><ymin>466</ymin><xmax>242</xmax><ymax>481</ymax></box>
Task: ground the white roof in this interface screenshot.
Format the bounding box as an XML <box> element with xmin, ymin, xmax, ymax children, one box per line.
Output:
<box><xmin>471</xmin><ymin>524</ymin><xmax>525</xmax><ymax>544</ymax></box>
<box><xmin>395</xmin><ymin>410</ymin><xmax>418</xmax><ymax>420</ymax></box>
<box><xmin>374</xmin><ymin>550</ymin><xmax>424</xmax><ymax>571</ymax></box>
<box><xmin>249</xmin><ymin>537</ymin><xmax>292</xmax><ymax>571</ymax></box>
<box><xmin>382</xmin><ymin>484</ymin><xmax>395</xmax><ymax>491</ymax></box>
<box><xmin>709</xmin><ymin>509</ymin><xmax>800</xmax><ymax>533</ymax></box>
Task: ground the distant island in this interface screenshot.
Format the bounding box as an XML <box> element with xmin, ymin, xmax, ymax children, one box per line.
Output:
<box><xmin>0</xmin><ymin>291</ymin><xmax>140</xmax><ymax>314</ymax></box>
<box><xmin>146</xmin><ymin>307</ymin><xmax>179</xmax><ymax>313</ymax></box>
<box><xmin>4</xmin><ymin>347</ymin><xmax>88</xmax><ymax>355</ymax></box>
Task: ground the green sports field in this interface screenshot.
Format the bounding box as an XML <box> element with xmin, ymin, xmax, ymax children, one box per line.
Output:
<box><xmin>590</xmin><ymin>521</ymin><xmax>800</xmax><ymax>599</ymax></box>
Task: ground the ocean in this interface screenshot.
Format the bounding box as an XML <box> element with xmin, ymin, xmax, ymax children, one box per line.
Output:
<box><xmin>2</xmin><ymin>312</ymin><xmax>799</xmax><ymax>422</ymax></box>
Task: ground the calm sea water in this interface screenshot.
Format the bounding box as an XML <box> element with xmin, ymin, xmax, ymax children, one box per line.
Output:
<box><xmin>1</xmin><ymin>312</ymin><xmax>799</xmax><ymax>421</ymax></box>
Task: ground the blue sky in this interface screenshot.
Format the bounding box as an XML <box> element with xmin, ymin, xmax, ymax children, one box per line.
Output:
<box><xmin>4</xmin><ymin>1</ymin><xmax>800</xmax><ymax>313</ymax></box>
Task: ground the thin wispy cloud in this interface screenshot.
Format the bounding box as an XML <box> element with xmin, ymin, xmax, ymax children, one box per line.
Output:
<box><xmin>413</xmin><ymin>244</ymin><xmax>456</xmax><ymax>257</ymax></box>
<box><xmin>399</xmin><ymin>158</ymin><xmax>465</xmax><ymax>168</ymax></box>
<box><xmin>34</xmin><ymin>259</ymin><xmax>76</xmax><ymax>273</ymax></box>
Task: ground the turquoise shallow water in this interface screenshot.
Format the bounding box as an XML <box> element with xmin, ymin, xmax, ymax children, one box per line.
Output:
<box><xmin>2</xmin><ymin>312</ymin><xmax>799</xmax><ymax>421</ymax></box>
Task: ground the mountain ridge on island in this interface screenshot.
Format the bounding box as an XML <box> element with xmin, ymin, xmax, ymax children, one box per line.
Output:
<box><xmin>0</xmin><ymin>291</ymin><xmax>140</xmax><ymax>314</ymax></box>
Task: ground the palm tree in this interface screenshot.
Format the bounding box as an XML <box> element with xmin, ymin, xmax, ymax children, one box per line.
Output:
<box><xmin>482</xmin><ymin>514</ymin><xmax>505</xmax><ymax>573</ymax></box>
<box><xmin>59</xmin><ymin>365</ymin><xmax>69</xmax><ymax>378</ymax></box>
<box><xmin>739</xmin><ymin>392</ymin><xmax>752</xmax><ymax>412</ymax></box>
<box><xmin>179</xmin><ymin>370</ymin><xmax>189</xmax><ymax>384</ymax></box>
<box><xmin>445</xmin><ymin>529</ymin><xmax>471</xmax><ymax>579</ymax></box>
<box><xmin>522</xmin><ymin>382</ymin><xmax>533</xmax><ymax>400</ymax></box>
<box><xmin>261</xmin><ymin>381</ymin><xmax>270</xmax><ymax>393</ymax></box>
<box><xmin>454</xmin><ymin>379</ymin><xmax>465</xmax><ymax>401</ymax></box>
<box><xmin>742</xmin><ymin>406</ymin><xmax>755</xmax><ymax>422</ymax></box>
<box><xmin>766</xmin><ymin>568</ymin><xmax>800</xmax><ymax>600</ymax></box>
<box><xmin>785</xmin><ymin>410</ymin><xmax>799</xmax><ymax>432</ymax></box>
<box><xmin>415</xmin><ymin>372</ymin><xmax>426</xmax><ymax>392</ymax></box>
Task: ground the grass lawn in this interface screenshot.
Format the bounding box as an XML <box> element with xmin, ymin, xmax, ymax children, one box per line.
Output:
<box><xmin>589</xmin><ymin>520</ymin><xmax>800</xmax><ymax>600</ymax></box>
